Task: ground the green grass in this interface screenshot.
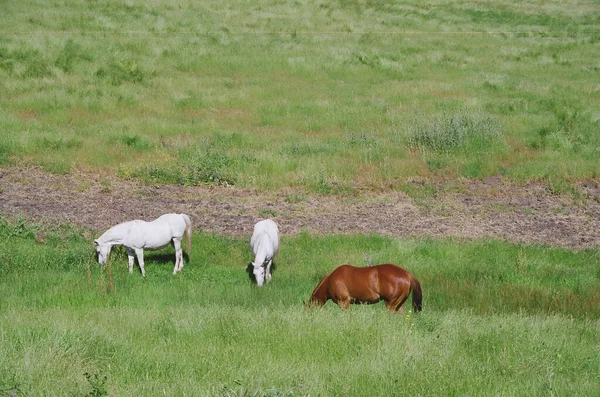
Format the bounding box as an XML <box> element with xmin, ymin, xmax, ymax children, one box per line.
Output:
<box><xmin>1</xmin><ymin>0</ymin><xmax>599</xmax><ymax>192</ymax></box>
<box><xmin>1</xmin><ymin>219</ymin><xmax>599</xmax><ymax>395</ymax></box>
<box><xmin>2</xmin><ymin>3</ymin><xmax>599</xmax><ymax>394</ymax></box>
<box><xmin>407</xmin><ymin>112</ymin><xmax>504</xmax><ymax>154</ymax></box>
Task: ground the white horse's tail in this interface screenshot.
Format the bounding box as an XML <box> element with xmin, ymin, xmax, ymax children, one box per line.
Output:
<box><xmin>181</xmin><ymin>214</ymin><xmax>192</xmax><ymax>255</ymax></box>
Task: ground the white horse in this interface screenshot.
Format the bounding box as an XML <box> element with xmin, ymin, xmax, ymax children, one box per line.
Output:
<box><xmin>250</xmin><ymin>219</ymin><xmax>279</xmax><ymax>287</ymax></box>
<box><xmin>94</xmin><ymin>213</ymin><xmax>192</xmax><ymax>276</ymax></box>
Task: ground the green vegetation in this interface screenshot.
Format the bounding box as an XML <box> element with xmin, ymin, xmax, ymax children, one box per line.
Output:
<box><xmin>1</xmin><ymin>219</ymin><xmax>598</xmax><ymax>395</ymax></box>
<box><xmin>407</xmin><ymin>112</ymin><xmax>504</xmax><ymax>154</ymax></box>
<box><xmin>1</xmin><ymin>0</ymin><xmax>599</xmax><ymax>192</ymax></box>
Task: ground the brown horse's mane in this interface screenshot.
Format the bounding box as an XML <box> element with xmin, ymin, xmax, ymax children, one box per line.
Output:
<box><xmin>310</xmin><ymin>269</ymin><xmax>334</xmax><ymax>305</ymax></box>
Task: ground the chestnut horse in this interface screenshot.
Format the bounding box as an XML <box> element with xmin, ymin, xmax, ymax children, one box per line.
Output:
<box><xmin>309</xmin><ymin>264</ymin><xmax>422</xmax><ymax>312</ymax></box>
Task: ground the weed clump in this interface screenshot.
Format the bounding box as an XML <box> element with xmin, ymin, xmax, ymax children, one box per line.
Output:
<box><xmin>84</xmin><ymin>372</ymin><xmax>108</xmax><ymax>397</ymax></box>
<box><xmin>118</xmin><ymin>149</ymin><xmax>236</xmax><ymax>187</ymax></box>
<box><xmin>407</xmin><ymin>112</ymin><xmax>504</xmax><ymax>154</ymax></box>
<box><xmin>95</xmin><ymin>56</ymin><xmax>147</xmax><ymax>85</ymax></box>
<box><xmin>119</xmin><ymin>135</ymin><xmax>152</xmax><ymax>152</ymax></box>
<box><xmin>0</xmin><ymin>142</ymin><xmax>13</xmax><ymax>165</ymax></box>
<box><xmin>0</xmin><ymin>45</ymin><xmax>52</xmax><ymax>78</ymax></box>
<box><xmin>55</xmin><ymin>39</ymin><xmax>91</xmax><ymax>73</ymax></box>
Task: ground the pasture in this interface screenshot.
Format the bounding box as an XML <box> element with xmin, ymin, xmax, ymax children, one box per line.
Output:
<box><xmin>1</xmin><ymin>0</ymin><xmax>599</xmax><ymax>193</ymax></box>
<box><xmin>0</xmin><ymin>219</ymin><xmax>599</xmax><ymax>396</ymax></box>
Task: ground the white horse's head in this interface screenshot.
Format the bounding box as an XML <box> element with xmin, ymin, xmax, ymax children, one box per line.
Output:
<box><xmin>252</xmin><ymin>262</ymin><xmax>266</xmax><ymax>287</ymax></box>
<box><xmin>94</xmin><ymin>240</ymin><xmax>111</xmax><ymax>265</ymax></box>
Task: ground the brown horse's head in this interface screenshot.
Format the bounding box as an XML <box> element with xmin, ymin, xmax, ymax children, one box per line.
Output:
<box><xmin>303</xmin><ymin>298</ymin><xmax>324</xmax><ymax>309</ymax></box>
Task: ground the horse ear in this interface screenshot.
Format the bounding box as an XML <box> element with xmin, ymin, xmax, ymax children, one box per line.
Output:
<box><xmin>94</xmin><ymin>240</ymin><xmax>99</xmax><ymax>247</ymax></box>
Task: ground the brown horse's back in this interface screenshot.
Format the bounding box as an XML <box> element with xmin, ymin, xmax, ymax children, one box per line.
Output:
<box><xmin>328</xmin><ymin>265</ymin><xmax>381</xmax><ymax>304</ymax></box>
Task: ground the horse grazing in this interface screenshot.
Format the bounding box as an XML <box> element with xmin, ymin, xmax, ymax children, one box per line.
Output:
<box><xmin>309</xmin><ymin>264</ymin><xmax>422</xmax><ymax>312</ymax></box>
<box><xmin>249</xmin><ymin>219</ymin><xmax>279</xmax><ymax>287</ymax></box>
<box><xmin>94</xmin><ymin>213</ymin><xmax>192</xmax><ymax>276</ymax></box>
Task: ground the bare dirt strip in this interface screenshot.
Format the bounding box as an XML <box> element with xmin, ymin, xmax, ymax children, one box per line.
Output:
<box><xmin>1</xmin><ymin>167</ymin><xmax>599</xmax><ymax>248</ymax></box>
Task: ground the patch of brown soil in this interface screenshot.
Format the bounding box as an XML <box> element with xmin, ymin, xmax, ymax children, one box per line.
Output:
<box><xmin>1</xmin><ymin>167</ymin><xmax>598</xmax><ymax>248</ymax></box>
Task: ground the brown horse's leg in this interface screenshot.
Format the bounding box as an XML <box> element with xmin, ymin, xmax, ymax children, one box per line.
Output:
<box><xmin>335</xmin><ymin>298</ymin><xmax>351</xmax><ymax>310</ymax></box>
<box><xmin>386</xmin><ymin>294</ymin><xmax>409</xmax><ymax>313</ymax></box>
<box><xmin>395</xmin><ymin>295</ymin><xmax>410</xmax><ymax>312</ymax></box>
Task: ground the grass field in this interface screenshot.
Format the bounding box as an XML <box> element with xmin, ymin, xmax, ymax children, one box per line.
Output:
<box><xmin>1</xmin><ymin>0</ymin><xmax>599</xmax><ymax>193</ymax></box>
<box><xmin>0</xmin><ymin>219</ymin><xmax>599</xmax><ymax>396</ymax></box>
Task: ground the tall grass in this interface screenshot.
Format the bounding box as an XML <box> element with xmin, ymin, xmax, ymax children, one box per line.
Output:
<box><xmin>1</xmin><ymin>219</ymin><xmax>598</xmax><ymax>395</ymax></box>
<box><xmin>407</xmin><ymin>112</ymin><xmax>504</xmax><ymax>154</ymax></box>
<box><xmin>1</xmin><ymin>0</ymin><xmax>599</xmax><ymax>191</ymax></box>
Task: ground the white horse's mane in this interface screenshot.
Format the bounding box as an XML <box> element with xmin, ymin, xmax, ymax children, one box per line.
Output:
<box><xmin>96</xmin><ymin>221</ymin><xmax>137</xmax><ymax>245</ymax></box>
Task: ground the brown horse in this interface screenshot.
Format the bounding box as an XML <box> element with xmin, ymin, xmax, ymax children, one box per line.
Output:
<box><xmin>309</xmin><ymin>264</ymin><xmax>422</xmax><ymax>312</ymax></box>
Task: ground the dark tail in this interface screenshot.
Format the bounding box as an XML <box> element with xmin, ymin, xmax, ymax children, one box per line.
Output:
<box><xmin>410</xmin><ymin>275</ymin><xmax>423</xmax><ymax>312</ymax></box>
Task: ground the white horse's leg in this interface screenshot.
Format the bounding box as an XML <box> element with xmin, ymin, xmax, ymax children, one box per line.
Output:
<box><xmin>134</xmin><ymin>248</ymin><xmax>146</xmax><ymax>277</ymax></box>
<box><xmin>173</xmin><ymin>239</ymin><xmax>182</xmax><ymax>274</ymax></box>
<box><xmin>266</xmin><ymin>259</ymin><xmax>272</xmax><ymax>281</ymax></box>
<box><xmin>126</xmin><ymin>248</ymin><xmax>135</xmax><ymax>273</ymax></box>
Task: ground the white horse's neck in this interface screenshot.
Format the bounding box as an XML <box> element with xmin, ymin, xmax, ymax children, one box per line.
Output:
<box><xmin>98</xmin><ymin>221</ymin><xmax>132</xmax><ymax>246</ymax></box>
<box><xmin>253</xmin><ymin>233</ymin><xmax>270</xmax><ymax>266</ymax></box>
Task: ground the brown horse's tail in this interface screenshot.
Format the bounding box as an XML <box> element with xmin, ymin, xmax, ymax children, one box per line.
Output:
<box><xmin>410</xmin><ymin>275</ymin><xmax>423</xmax><ymax>312</ymax></box>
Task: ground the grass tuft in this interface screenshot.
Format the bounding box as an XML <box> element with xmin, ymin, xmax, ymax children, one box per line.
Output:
<box><xmin>119</xmin><ymin>135</ymin><xmax>152</xmax><ymax>152</ymax></box>
<box><xmin>407</xmin><ymin>112</ymin><xmax>504</xmax><ymax>154</ymax></box>
<box><xmin>95</xmin><ymin>56</ymin><xmax>147</xmax><ymax>86</ymax></box>
<box><xmin>119</xmin><ymin>148</ymin><xmax>237</xmax><ymax>187</ymax></box>
<box><xmin>55</xmin><ymin>39</ymin><xmax>92</xmax><ymax>73</ymax></box>
<box><xmin>0</xmin><ymin>142</ymin><xmax>13</xmax><ymax>165</ymax></box>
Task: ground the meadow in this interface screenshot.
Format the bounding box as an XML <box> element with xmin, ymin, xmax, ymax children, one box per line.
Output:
<box><xmin>1</xmin><ymin>0</ymin><xmax>599</xmax><ymax>193</ymax></box>
<box><xmin>0</xmin><ymin>219</ymin><xmax>599</xmax><ymax>396</ymax></box>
